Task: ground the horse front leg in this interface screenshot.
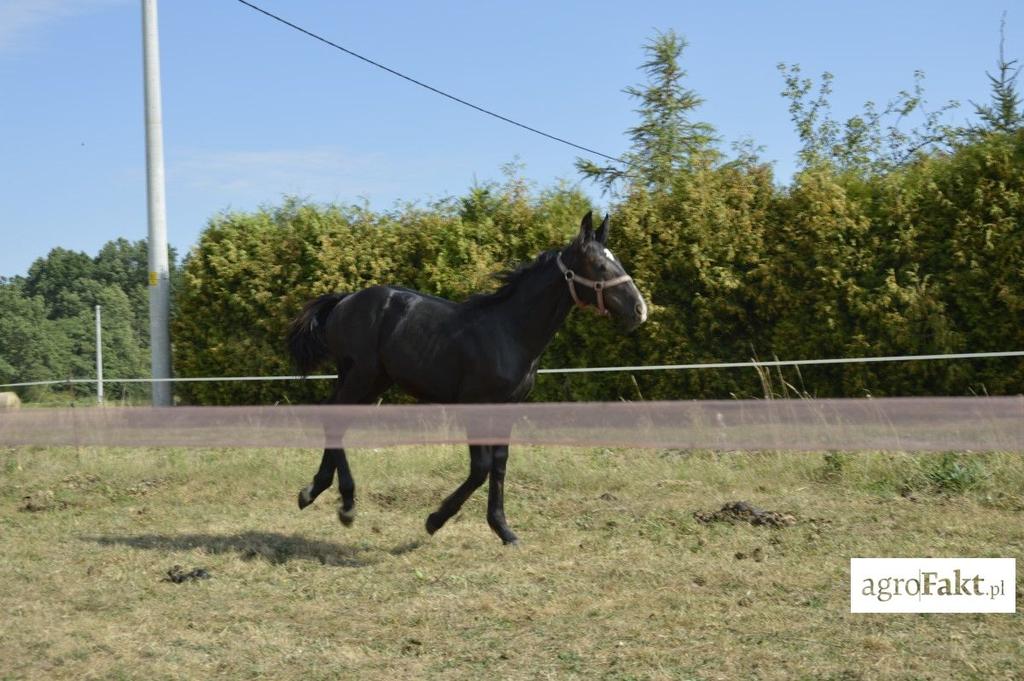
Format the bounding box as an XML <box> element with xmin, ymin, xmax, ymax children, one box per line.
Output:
<box><xmin>425</xmin><ymin>445</ymin><xmax>492</xmax><ymax>536</ymax></box>
<box><xmin>486</xmin><ymin>445</ymin><xmax>519</xmax><ymax>545</ymax></box>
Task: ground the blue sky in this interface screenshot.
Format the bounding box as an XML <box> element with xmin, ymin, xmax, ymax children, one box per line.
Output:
<box><xmin>0</xmin><ymin>0</ymin><xmax>1018</xmax><ymax>277</ymax></box>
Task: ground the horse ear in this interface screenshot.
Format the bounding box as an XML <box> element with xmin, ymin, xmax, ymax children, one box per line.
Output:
<box><xmin>577</xmin><ymin>211</ymin><xmax>594</xmax><ymax>243</ymax></box>
<box><xmin>596</xmin><ymin>214</ymin><xmax>609</xmax><ymax>245</ymax></box>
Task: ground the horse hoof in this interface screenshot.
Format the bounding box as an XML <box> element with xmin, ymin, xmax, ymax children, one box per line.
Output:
<box><xmin>425</xmin><ymin>513</ymin><xmax>443</xmax><ymax>535</ymax></box>
<box><xmin>503</xmin><ymin>537</ymin><xmax>520</xmax><ymax>547</ymax></box>
<box><xmin>338</xmin><ymin>507</ymin><xmax>356</xmax><ymax>527</ymax></box>
<box><xmin>297</xmin><ymin>486</ymin><xmax>314</xmax><ymax>510</ymax></box>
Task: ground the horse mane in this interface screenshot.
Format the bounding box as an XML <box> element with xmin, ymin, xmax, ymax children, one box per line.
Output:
<box><xmin>460</xmin><ymin>249</ymin><xmax>560</xmax><ymax>310</ymax></box>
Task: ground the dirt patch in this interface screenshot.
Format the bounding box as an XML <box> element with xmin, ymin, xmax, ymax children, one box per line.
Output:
<box><xmin>61</xmin><ymin>473</ymin><xmax>102</xmax><ymax>490</ymax></box>
<box><xmin>19</xmin><ymin>490</ymin><xmax>69</xmax><ymax>512</ymax></box>
<box><xmin>368</xmin><ymin>491</ymin><xmax>399</xmax><ymax>507</ymax></box>
<box><xmin>126</xmin><ymin>478</ymin><xmax>165</xmax><ymax>497</ymax></box>
<box><xmin>734</xmin><ymin>547</ymin><xmax>765</xmax><ymax>562</ymax></box>
<box><xmin>694</xmin><ymin>501</ymin><xmax>797</xmax><ymax>528</ymax></box>
<box><xmin>162</xmin><ymin>566</ymin><xmax>211</xmax><ymax>584</ymax></box>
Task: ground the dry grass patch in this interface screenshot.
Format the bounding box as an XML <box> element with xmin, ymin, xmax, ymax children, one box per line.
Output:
<box><xmin>0</xmin><ymin>445</ymin><xmax>1021</xmax><ymax>680</ymax></box>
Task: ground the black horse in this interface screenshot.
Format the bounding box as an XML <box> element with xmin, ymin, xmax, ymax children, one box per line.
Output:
<box><xmin>287</xmin><ymin>211</ymin><xmax>647</xmax><ymax>544</ymax></box>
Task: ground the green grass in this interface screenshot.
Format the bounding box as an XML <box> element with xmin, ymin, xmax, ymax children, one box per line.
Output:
<box><xmin>1</xmin><ymin>445</ymin><xmax>1022</xmax><ymax>680</ymax></box>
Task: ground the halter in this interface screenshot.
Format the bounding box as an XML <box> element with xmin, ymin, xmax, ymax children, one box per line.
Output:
<box><xmin>556</xmin><ymin>252</ymin><xmax>633</xmax><ymax>316</ymax></box>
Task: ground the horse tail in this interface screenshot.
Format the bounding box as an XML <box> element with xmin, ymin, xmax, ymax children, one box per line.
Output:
<box><xmin>287</xmin><ymin>292</ymin><xmax>348</xmax><ymax>376</ymax></box>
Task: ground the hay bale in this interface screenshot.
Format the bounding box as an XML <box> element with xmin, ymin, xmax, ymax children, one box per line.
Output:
<box><xmin>0</xmin><ymin>392</ymin><xmax>22</xmax><ymax>410</ymax></box>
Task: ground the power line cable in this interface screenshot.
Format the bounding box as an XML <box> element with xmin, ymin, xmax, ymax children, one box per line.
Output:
<box><xmin>234</xmin><ymin>0</ymin><xmax>631</xmax><ymax>167</ymax></box>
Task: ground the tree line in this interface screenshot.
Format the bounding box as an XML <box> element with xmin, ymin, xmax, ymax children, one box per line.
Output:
<box><xmin>0</xmin><ymin>241</ymin><xmax>179</xmax><ymax>401</ymax></box>
<box><xmin>2</xmin><ymin>30</ymin><xmax>1021</xmax><ymax>403</ymax></box>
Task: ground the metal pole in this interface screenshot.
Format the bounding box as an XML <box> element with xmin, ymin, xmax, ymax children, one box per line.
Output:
<box><xmin>95</xmin><ymin>305</ymin><xmax>104</xmax><ymax>404</ymax></box>
<box><xmin>141</xmin><ymin>0</ymin><xmax>172</xmax><ymax>406</ymax></box>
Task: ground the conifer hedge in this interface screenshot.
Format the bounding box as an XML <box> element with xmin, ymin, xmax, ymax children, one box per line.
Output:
<box><xmin>172</xmin><ymin>130</ymin><xmax>1024</xmax><ymax>404</ymax></box>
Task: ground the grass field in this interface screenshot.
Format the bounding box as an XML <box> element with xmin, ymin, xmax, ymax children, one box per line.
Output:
<box><xmin>1</xmin><ymin>444</ymin><xmax>1022</xmax><ymax>680</ymax></box>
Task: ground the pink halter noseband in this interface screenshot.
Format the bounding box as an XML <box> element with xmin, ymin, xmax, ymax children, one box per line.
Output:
<box><xmin>556</xmin><ymin>252</ymin><xmax>634</xmax><ymax>316</ymax></box>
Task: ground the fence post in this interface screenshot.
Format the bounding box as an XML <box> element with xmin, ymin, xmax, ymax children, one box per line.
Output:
<box><xmin>95</xmin><ymin>305</ymin><xmax>104</xmax><ymax>404</ymax></box>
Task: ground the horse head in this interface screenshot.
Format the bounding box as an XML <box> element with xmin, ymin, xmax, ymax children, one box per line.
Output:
<box><xmin>558</xmin><ymin>211</ymin><xmax>648</xmax><ymax>331</ymax></box>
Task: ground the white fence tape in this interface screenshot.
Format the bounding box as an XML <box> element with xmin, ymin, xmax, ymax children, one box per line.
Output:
<box><xmin>3</xmin><ymin>350</ymin><xmax>1024</xmax><ymax>389</ymax></box>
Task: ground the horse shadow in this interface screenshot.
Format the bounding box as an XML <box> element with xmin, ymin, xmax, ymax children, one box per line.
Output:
<box><xmin>85</xmin><ymin>530</ymin><xmax>426</xmax><ymax>567</ymax></box>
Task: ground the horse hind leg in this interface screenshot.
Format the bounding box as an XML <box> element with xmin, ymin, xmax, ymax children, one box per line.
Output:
<box><xmin>298</xmin><ymin>446</ymin><xmax>358</xmax><ymax>526</ymax></box>
<box><xmin>298</xmin><ymin>368</ymin><xmax>349</xmax><ymax>510</ymax></box>
<box><xmin>298</xmin><ymin>363</ymin><xmax>391</xmax><ymax>528</ymax></box>
<box><xmin>334</xmin><ymin>448</ymin><xmax>357</xmax><ymax>526</ymax></box>
<box><xmin>298</xmin><ymin>449</ymin><xmax>337</xmax><ymax>509</ymax></box>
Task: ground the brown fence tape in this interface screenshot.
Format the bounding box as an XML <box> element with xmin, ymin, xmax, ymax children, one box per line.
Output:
<box><xmin>1</xmin><ymin>397</ymin><xmax>1021</xmax><ymax>451</ymax></box>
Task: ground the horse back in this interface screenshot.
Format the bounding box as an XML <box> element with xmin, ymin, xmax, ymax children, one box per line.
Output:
<box><xmin>322</xmin><ymin>286</ymin><xmax>457</xmax><ymax>397</ymax></box>
<box><xmin>324</xmin><ymin>285</ymin><xmax>537</xmax><ymax>403</ymax></box>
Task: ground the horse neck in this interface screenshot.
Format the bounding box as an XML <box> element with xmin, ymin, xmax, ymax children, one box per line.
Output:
<box><xmin>491</xmin><ymin>259</ymin><xmax>573</xmax><ymax>359</ymax></box>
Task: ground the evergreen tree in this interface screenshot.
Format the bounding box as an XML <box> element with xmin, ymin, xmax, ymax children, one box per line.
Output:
<box><xmin>970</xmin><ymin>14</ymin><xmax>1023</xmax><ymax>135</ymax></box>
<box><xmin>576</xmin><ymin>31</ymin><xmax>718</xmax><ymax>193</ymax></box>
